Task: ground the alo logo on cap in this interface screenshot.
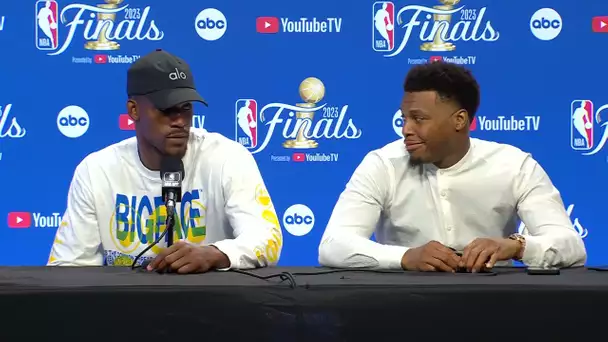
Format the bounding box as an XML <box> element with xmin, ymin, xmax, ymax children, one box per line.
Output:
<box><xmin>169</xmin><ymin>68</ymin><xmax>187</xmax><ymax>80</ymax></box>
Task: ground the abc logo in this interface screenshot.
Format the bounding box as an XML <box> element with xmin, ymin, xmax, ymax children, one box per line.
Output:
<box><xmin>57</xmin><ymin>105</ymin><xmax>89</xmax><ymax>138</ymax></box>
<box><xmin>282</xmin><ymin>204</ymin><xmax>315</xmax><ymax>236</ymax></box>
<box><xmin>195</xmin><ymin>8</ymin><xmax>227</xmax><ymax>41</ymax></box>
<box><xmin>530</xmin><ymin>8</ymin><xmax>562</xmax><ymax>41</ymax></box>
<box><xmin>392</xmin><ymin>109</ymin><xmax>404</xmax><ymax>138</ymax></box>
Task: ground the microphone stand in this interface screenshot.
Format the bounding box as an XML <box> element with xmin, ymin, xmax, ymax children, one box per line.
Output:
<box><xmin>166</xmin><ymin>211</ymin><xmax>175</xmax><ymax>247</ymax></box>
<box><xmin>165</xmin><ymin>193</ymin><xmax>176</xmax><ymax>248</ymax></box>
<box><xmin>134</xmin><ymin>201</ymin><xmax>177</xmax><ymax>273</ymax></box>
<box><xmin>165</xmin><ymin>196</ymin><xmax>176</xmax><ymax>273</ymax></box>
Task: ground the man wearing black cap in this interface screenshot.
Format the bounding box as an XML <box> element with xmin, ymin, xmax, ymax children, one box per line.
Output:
<box><xmin>47</xmin><ymin>49</ymin><xmax>283</xmax><ymax>274</ymax></box>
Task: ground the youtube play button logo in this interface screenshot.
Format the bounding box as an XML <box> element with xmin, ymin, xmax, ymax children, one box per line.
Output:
<box><xmin>592</xmin><ymin>16</ymin><xmax>608</xmax><ymax>33</ymax></box>
<box><xmin>7</xmin><ymin>212</ymin><xmax>32</xmax><ymax>228</ymax></box>
<box><xmin>292</xmin><ymin>152</ymin><xmax>305</xmax><ymax>162</ymax></box>
<box><xmin>94</xmin><ymin>54</ymin><xmax>108</xmax><ymax>64</ymax></box>
<box><xmin>256</xmin><ymin>17</ymin><xmax>279</xmax><ymax>34</ymax></box>
<box><xmin>119</xmin><ymin>114</ymin><xmax>135</xmax><ymax>130</ymax></box>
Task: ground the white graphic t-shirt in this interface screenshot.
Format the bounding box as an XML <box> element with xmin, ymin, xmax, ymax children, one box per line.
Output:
<box><xmin>48</xmin><ymin>128</ymin><xmax>283</xmax><ymax>268</ymax></box>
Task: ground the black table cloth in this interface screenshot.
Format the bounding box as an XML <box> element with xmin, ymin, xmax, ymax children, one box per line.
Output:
<box><xmin>0</xmin><ymin>266</ymin><xmax>605</xmax><ymax>341</ymax></box>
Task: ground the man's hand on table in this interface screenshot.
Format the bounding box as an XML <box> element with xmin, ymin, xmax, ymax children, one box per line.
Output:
<box><xmin>147</xmin><ymin>241</ymin><xmax>231</xmax><ymax>274</ymax></box>
<box><xmin>401</xmin><ymin>240</ymin><xmax>462</xmax><ymax>272</ymax></box>
<box><xmin>460</xmin><ymin>238</ymin><xmax>523</xmax><ymax>273</ymax></box>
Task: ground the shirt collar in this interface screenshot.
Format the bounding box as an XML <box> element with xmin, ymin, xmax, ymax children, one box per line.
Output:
<box><xmin>133</xmin><ymin>135</ymin><xmax>194</xmax><ymax>181</ymax></box>
<box><xmin>424</xmin><ymin>138</ymin><xmax>474</xmax><ymax>175</ymax></box>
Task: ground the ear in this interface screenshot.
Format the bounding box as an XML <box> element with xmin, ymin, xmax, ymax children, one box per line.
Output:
<box><xmin>454</xmin><ymin>109</ymin><xmax>468</xmax><ymax>131</ymax></box>
<box><xmin>126</xmin><ymin>99</ymin><xmax>139</xmax><ymax>121</ymax></box>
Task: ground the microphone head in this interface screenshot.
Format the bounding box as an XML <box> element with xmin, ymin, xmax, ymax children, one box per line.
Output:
<box><xmin>160</xmin><ymin>156</ymin><xmax>184</xmax><ymax>202</ymax></box>
<box><xmin>160</xmin><ymin>155</ymin><xmax>184</xmax><ymax>178</ymax></box>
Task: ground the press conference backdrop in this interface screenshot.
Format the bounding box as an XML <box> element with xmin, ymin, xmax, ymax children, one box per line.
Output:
<box><xmin>0</xmin><ymin>0</ymin><xmax>606</xmax><ymax>266</ymax></box>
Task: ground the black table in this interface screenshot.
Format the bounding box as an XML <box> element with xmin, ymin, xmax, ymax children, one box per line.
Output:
<box><xmin>0</xmin><ymin>266</ymin><xmax>606</xmax><ymax>341</ymax></box>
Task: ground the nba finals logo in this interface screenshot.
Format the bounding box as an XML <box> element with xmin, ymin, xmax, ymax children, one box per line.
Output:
<box><xmin>373</xmin><ymin>2</ymin><xmax>395</xmax><ymax>52</ymax></box>
<box><xmin>372</xmin><ymin>0</ymin><xmax>500</xmax><ymax>57</ymax></box>
<box><xmin>35</xmin><ymin>0</ymin><xmax>164</xmax><ymax>56</ymax></box>
<box><xmin>235</xmin><ymin>99</ymin><xmax>259</xmax><ymax>149</ymax></box>
<box><xmin>234</xmin><ymin>77</ymin><xmax>362</xmax><ymax>154</ymax></box>
<box><xmin>281</xmin><ymin>77</ymin><xmax>326</xmax><ymax>149</ymax></box>
<box><xmin>35</xmin><ymin>0</ymin><xmax>59</xmax><ymax>50</ymax></box>
<box><xmin>571</xmin><ymin>100</ymin><xmax>608</xmax><ymax>156</ymax></box>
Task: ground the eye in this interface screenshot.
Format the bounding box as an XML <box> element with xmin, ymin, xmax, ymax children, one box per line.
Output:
<box><xmin>403</xmin><ymin>115</ymin><xmax>424</xmax><ymax>124</ymax></box>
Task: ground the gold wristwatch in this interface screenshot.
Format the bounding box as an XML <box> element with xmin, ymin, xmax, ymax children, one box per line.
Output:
<box><xmin>508</xmin><ymin>233</ymin><xmax>526</xmax><ymax>260</ymax></box>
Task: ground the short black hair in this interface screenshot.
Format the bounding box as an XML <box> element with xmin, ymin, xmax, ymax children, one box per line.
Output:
<box><xmin>403</xmin><ymin>61</ymin><xmax>480</xmax><ymax>120</ymax></box>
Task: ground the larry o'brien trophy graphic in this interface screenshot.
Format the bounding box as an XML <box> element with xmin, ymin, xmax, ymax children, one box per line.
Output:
<box><xmin>282</xmin><ymin>77</ymin><xmax>325</xmax><ymax>149</ymax></box>
<box><xmin>410</xmin><ymin>0</ymin><xmax>460</xmax><ymax>51</ymax></box>
<box><xmin>84</xmin><ymin>0</ymin><xmax>124</xmax><ymax>50</ymax></box>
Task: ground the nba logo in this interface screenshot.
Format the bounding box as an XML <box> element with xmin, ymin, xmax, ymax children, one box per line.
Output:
<box><xmin>571</xmin><ymin>100</ymin><xmax>594</xmax><ymax>150</ymax></box>
<box><xmin>372</xmin><ymin>1</ymin><xmax>395</xmax><ymax>52</ymax></box>
<box><xmin>235</xmin><ymin>99</ymin><xmax>258</xmax><ymax>149</ymax></box>
<box><xmin>35</xmin><ymin>0</ymin><xmax>59</xmax><ymax>51</ymax></box>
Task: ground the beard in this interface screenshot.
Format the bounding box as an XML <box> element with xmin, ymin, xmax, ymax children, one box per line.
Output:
<box><xmin>407</xmin><ymin>145</ymin><xmax>426</xmax><ymax>166</ymax></box>
<box><xmin>408</xmin><ymin>156</ymin><xmax>423</xmax><ymax>167</ymax></box>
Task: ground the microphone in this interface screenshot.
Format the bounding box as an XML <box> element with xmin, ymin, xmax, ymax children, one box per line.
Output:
<box><xmin>160</xmin><ymin>156</ymin><xmax>184</xmax><ymax>247</ymax></box>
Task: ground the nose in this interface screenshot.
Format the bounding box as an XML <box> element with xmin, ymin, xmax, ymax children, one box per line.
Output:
<box><xmin>168</xmin><ymin>111</ymin><xmax>189</xmax><ymax>128</ymax></box>
<box><xmin>402</xmin><ymin>117</ymin><xmax>415</xmax><ymax>137</ymax></box>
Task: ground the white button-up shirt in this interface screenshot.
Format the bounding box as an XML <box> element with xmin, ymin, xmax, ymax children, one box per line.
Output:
<box><xmin>319</xmin><ymin>138</ymin><xmax>586</xmax><ymax>269</ymax></box>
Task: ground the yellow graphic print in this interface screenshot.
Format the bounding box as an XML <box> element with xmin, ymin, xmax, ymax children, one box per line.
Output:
<box><xmin>113</xmin><ymin>255</ymin><xmax>135</xmax><ymax>266</ymax></box>
<box><xmin>255</xmin><ymin>184</ymin><xmax>283</xmax><ymax>264</ymax></box>
<box><xmin>109</xmin><ymin>194</ymin><xmax>207</xmax><ymax>255</ymax></box>
<box><xmin>255</xmin><ymin>185</ymin><xmax>273</xmax><ymax>207</ymax></box>
<box><xmin>184</xmin><ymin>200</ymin><xmax>207</xmax><ymax>244</ymax></box>
<box><xmin>109</xmin><ymin>205</ymin><xmax>142</xmax><ymax>254</ymax></box>
<box><xmin>48</xmin><ymin>224</ymin><xmax>66</xmax><ymax>264</ymax></box>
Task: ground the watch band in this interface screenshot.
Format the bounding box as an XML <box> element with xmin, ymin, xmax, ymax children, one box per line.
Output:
<box><xmin>508</xmin><ymin>233</ymin><xmax>526</xmax><ymax>260</ymax></box>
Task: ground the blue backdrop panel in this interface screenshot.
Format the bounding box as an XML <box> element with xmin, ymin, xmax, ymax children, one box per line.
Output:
<box><xmin>0</xmin><ymin>0</ymin><xmax>605</xmax><ymax>266</ymax></box>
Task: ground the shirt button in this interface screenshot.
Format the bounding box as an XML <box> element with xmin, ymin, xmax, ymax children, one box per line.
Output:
<box><xmin>441</xmin><ymin>190</ymin><xmax>447</xmax><ymax>198</ymax></box>
<box><xmin>438</xmin><ymin>170</ymin><xmax>444</xmax><ymax>175</ymax></box>
<box><xmin>447</xmin><ymin>226</ymin><xmax>453</xmax><ymax>231</ymax></box>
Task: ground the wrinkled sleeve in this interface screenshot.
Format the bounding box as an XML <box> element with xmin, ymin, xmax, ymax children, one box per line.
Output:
<box><xmin>514</xmin><ymin>155</ymin><xmax>587</xmax><ymax>268</ymax></box>
<box><xmin>47</xmin><ymin>159</ymin><xmax>103</xmax><ymax>266</ymax></box>
<box><xmin>319</xmin><ymin>152</ymin><xmax>408</xmax><ymax>270</ymax></box>
<box><xmin>210</xmin><ymin>145</ymin><xmax>282</xmax><ymax>270</ymax></box>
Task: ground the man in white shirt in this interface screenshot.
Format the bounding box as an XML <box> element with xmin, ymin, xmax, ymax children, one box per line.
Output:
<box><xmin>318</xmin><ymin>61</ymin><xmax>586</xmax><ymax>273</ymax></box>
<box><xmin>48</xmin><ymin>49</ymin><xmax>283</xmax><ymax>273</ymax></box>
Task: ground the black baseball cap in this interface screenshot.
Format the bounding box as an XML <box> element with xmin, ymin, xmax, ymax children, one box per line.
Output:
<box><xmin>127</xmin><ymin>49</ymin><xmax>207</xmax><ymax>110</ymax></box>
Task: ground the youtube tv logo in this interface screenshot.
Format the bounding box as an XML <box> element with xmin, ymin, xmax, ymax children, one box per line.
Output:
<box><xmin>470</xmin><ymin>117</ymin><xmax>478</xmax><ymax>131</ymax></box>
<box><xmin>119</xmin><ymin>114</ymin><xmax>135</xmax><ymax>130</ymax></box>
<box><xmin>7</xmin><ymin>212</ymin><xmax>31</xmax><ymax>228</ymax></box>
<box><xmin>292</xmin><ymin>152</ymin><xmax>305</xmax><ymax>162</ymax></box>
<box><xmin>94</xmin><ymin>54</ymin><xmax>108</xmax><ymax>64</ymax></box>
<box><xmin>592</xmin><ymin>16</ymin><xmax>608</xmax><ymax>33</ymax></box>
<box><xmin>256</xmin><ymin>17</ymin><xmax>279</xmax><ymax>34</ymax></box>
